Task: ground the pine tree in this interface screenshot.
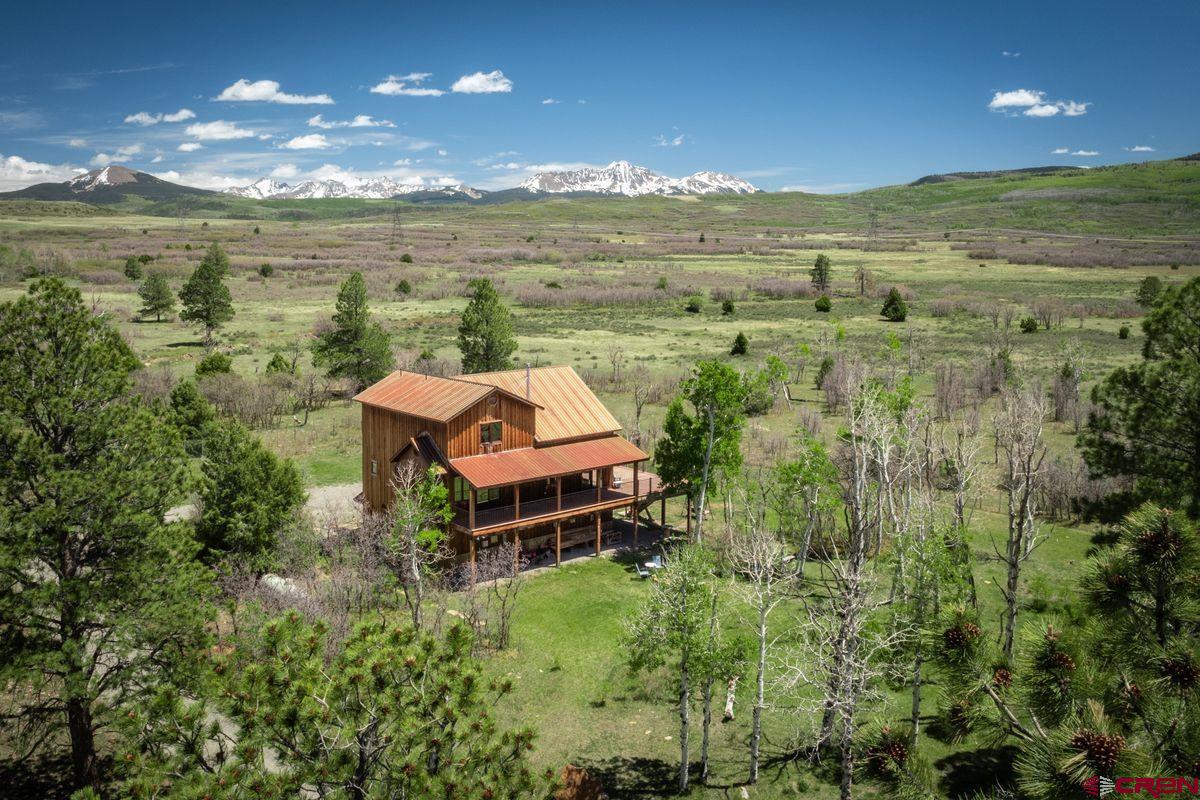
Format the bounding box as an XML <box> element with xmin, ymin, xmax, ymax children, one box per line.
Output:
<box><xmin>730</xmin><ymin>331</ymin><xmax>749</xmax><ymax>355</ymax></box>
<box><xmin>881</xmin><ymin>287</ymin><xmax>908</xmax><ymax>321</ymax></box>
<box><xmin>178</xmin><ymin>242</ymin><xmax>234</xmax><ymax>346</ymax></box>
<box><xmin>458</xmin><ymin>277</ymin><xmax>517</xmax><ymax>373</ymax></box>
<box><xmin>311</xmin><ymin>271</ymin><xmax>394</xmax><ymax>392</ymax></box>
<box><xmin>811</xmin><ymin>253</ymin><xmax>831</xmax><ymax>293</ymax></box>
<box><xmin>0</xmin><ymin>279</ymin><xmax>214</xmax><ymax>792</ymax></box>
<box><xmin>137</xmin><ymin>272</ymin><xmax>175</xmax><ymax>321</ymax></box>
<box><xmin>123</xmin><ymin>255</ymin><xmax>143</xmax><ymax>280</ymax></box>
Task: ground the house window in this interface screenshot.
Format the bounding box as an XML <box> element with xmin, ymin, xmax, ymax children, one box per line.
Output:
<box><xmin>370</xmin><ymin>459</ymin><xmax>378</xmax><ymax>477</ymax></box>
<box><xmin>479</xmin><ymin>488</ymin><xmax>500</xmax><ymax>504</ymax></box>
<box><xmin>480</xmin><ymin>421</ymin><xmax>502</xmax><ymax>445</ymax></box>
<box><xmin>455</xmin><ymin>477</ymin><xmax>499</xmax><ymax>505</ymax></box>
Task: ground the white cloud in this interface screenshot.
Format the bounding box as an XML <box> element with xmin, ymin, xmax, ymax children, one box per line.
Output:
<box><xmin>307</xmin><ymin>113</ymin><xmax>395</xmax><ymax>129</ymax></box>
<box><xmin>215</xmin><ymin>79</ymin><xmax>334</xmax><ymax>105</ymax></box>
<box><xmin>655</xmin><ymin>132</ymin><xmax>686</xmax><ymax>147</ymax></box>
<box><xmin>1002</xmin><ymin>50</ymin><xmax>1021</xmax><ymax>57</ymax></box>
<box><xmin>988</xmin><ymin>89</ymin><xmax>1044</xmax><ymax>109</ymax></box>
<box><xmin>270</xmin><ymin>163</ymin><xmax>300</xmax><ymax>179</ymax></box>
<box><xmin>989</xmin><ymin>89</ymin><xmax>1089</xmax><ymax>118</ymax></box>
<box><xmin>185</xmin><ymin>120</ymin><xmax>257</xmax><ymax>140</ymax></box>
<box><xmin>370</xmin><ymin>73</ymin><xmax>444</xmax><ymax>97</ymax></box>
<box><xmin>281</xmin><ymin>133</ymin><xmax>332</xmax><ymax>150</ymax></box>
<box><xmin>1127</xmin><ymin>145</ymin><xmax>1156</xmax><ymax>152</ymax></box>
<box><xmin>779</xmin><ymin>182</ymin><xmax>865</xmax><ymax>194</ymax></box>
<box><xmin>436</xmin><ymin>149</ymin><xmax>448</xmax><ymax>156</ymax></box>
<box><xmin>1071</xmin><ymin>150</ymin><xmax>1099</xmax><ymax>156</ymax></box>
<box><xmin>0</xmin><ymin>153</ymin><xmax>84</xmax><ymax>190</ymax></box>
<box><xmin>91</xmin><ymin>143</ymin><xmax>143</xmax><ymax>166</ymax></box>
<box><xmin>151</xmin><ymin>154</ymin><xmax>164</xmax><ymax>163</ymax></box>
<box><xmin>152</xmin><ymin>169</ymin><xmax>247</xmax><ymax>190</ymax></box>
<box><xmin>125</xmin><ymin>108</ymin><xmax>196</xmax><ymax>126</ymax></box>
<box><xmin>542</xmin><ymin>98</ymin><xmax>560</xmax><ymax>105</ymax></box>
<box><xmin>1051</xmin><ymin>147</ymin><xmax>1069</xmax><ymax>154</ymax></box>
<box><xmin>177</xmin><ymin>142</ymin><xmax>203</xmax><ymax>152</ymax></box>
<box><xmin>451</xmin><ymin>70</ymin><xmax>512</xmax><ymax>94</ymax></box>
<box><xmin>67</xmin><ymin>138</ymin><xmax>88</xmax><ymax>148</ymax></box>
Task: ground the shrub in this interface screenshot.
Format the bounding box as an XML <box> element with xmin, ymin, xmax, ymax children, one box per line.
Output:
<box><xmin>684</xmin><ymin>296</ymin><xmax>703</xmax><ymax>314</ymax></box>
<box><xmin>656</xmin><ymin>276</ymin><xmax>669</xmax><ymax>291</ymax></box>
<box><xmin>265</xmin><ymin>352</ymin><xmax>292</xmax><ymax>375</ymax></box>
<box><xmin>814</xmin><ymin>355</ymin><xmax>835</xmax><ymax>390</ymax></box>
<box><xmin>881</xmin><ymin>287</ymin><xmax>907</xmax><ymax>321</ymax></box>
<box><xmin>1019</xmin><ymin>316</ymin><xmax>1039</xmax><ymax>334</ymax></box>
<box><xmin>544</xmin><ymin>280</ymin><xmax>563</xmax><ymax>289</ymax></box>
<box><xmin>400</xmin><ymin>253</ymin><xmax>413</xmax><ymax>263</ymax></box>
<box><xmin>123</xmin><ymin>256</ymin><xmax>143</xmax><ymax>281</ymax></box>
<box><xmin>815</xmin><ymin>295</ymin><xmax>832</xmax><ymax>312</ymax></box>
<box><xmin>721</xmin><ymin>298</ymin><xmax>735</xmax><ymax>315</ymax></box>
<box><xmin>395</xmin><ymin>279</ymin><xmax>412</xmax><ymax>295</ymax></box>
<box><xmin>258</xmin><ymin>263</ymin><xmax>274</xmax><ymax>278</ymax></box>
<box><xmin>196</xmin><ymin>352</ymin><xmax>233</xmax><ymax>377</ymax></box>
<box><xmin>1118</xmin><ymin>324</ymin><xmax>1131</xmax><ymax>339</ymax></box>
<box><xmin>730</xmin><ymin>332</ymin><xmax>749</xmax><ymax>356</ymax></box>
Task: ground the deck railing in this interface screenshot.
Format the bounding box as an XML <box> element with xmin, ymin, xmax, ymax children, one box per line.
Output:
<box><xmin>454</xmin><ymin>485</ymin><xmax>638</xmax><ymax>531</ymax></box>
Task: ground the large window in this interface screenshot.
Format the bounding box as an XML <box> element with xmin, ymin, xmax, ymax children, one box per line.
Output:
<box><xmin>480</xmin><ymin>421</ymin><xmax>502</xmax><ymax>445</ymax></box>
<box><xmin>454</xmin><ymin>477</ymin><xmax>498</xmax><ymax>505</ymax></box>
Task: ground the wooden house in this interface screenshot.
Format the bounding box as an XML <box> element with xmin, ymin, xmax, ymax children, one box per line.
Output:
<box><xmin>356</xmin><ymin>365</ymin><xmax>664</xmax><ymax>567</ymax></box>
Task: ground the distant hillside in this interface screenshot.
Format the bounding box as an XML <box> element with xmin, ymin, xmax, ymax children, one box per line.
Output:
<box><xmin>0</xmin><ymin>166</ymin><xmax>214</xmax><ymax>205</ymax></box>
<box><xmin>909</xmin><ymin>166</ymin><xmax>1077</xmax><ymax>186</ymax></box>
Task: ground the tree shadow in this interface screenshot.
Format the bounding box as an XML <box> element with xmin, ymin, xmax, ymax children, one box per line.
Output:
<box><xmin>0</xmin><ymin>752</ymin><xmax>83</xmax><ymax>799</ymax></box>
<box><xmin>936</xmin><ymin>745</ymin><xmax>1020</xmax><ymax>798</ymax></box>
<box><xmin>164</xmin><ymin>340</ymin><xmax>204</xmax><ymax>348</ymax></box>
<box><xmin>575</xmin><ymin>755</ymin><xmax>679</xmax><ymax>798</ymax></box>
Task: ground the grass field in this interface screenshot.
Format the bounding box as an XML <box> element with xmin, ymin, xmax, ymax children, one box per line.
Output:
<box><xmin>1</xmin><ymin>159</ymin><xmax>1197</xmax><ymax>796</ymax></box>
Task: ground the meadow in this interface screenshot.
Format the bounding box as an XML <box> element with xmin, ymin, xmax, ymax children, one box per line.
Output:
<box><xmin>1</xmin><ymin>161</ymin><xmax>1198</xmax><ymax>796</ymax></box>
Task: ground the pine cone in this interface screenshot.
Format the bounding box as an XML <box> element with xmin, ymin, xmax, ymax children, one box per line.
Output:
<box><xmin>1069</xmin><ymin>729</ymin><xmax>1125</xmax><ymax>775</ymax></box>
<box><xmin>942</xmin><ymin>620</ymin><xmax>982</xmax><ymax>650</ymax></box>
<box><xmin>992</xmin><ymin>667</ymin><xmax>1014</xmax><ymax>688</ymax></box>
<box><xmin>1162</xmin><ymin>656</ymin><xmax>1200</xmax><ymax>690</ymax></box>
<box><xmin>1048</xmin><ymin>650</ymin><xmax>1076</xmax><ymax>672</ymax></box>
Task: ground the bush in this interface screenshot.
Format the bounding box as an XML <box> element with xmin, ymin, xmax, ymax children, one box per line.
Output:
<box><xmin>258</xmin><ymin>263</ymin><xmax>274</xmax><ymax>278</ymax></box>
<box><xmin>265</xmin><ymin>352</ymin><xmax>292</xmax><ymax>375</ymax></box>
<box><xmin>721</xmin><ymin>298</ymin><xmax>735</xmax><ymax>315</ymax></box>
<box><xmin>656</xmin><ymin>276</ymin><xmax>669</xmax><ymax>291</ymax></box>
<box><xmin>400</xmin><ymin>253</ymin><xmax>413</xmax><ymax>263</ymax></box>
<box><xmin>1118</xmin><ymin>324</ymin><xmax>1131</xmax><ymax>339</ymax></box>
<box><xmin>544</xmin><ymin>280</ymin><xmax>563</xmax><ymax>289</ymax></box>
<box><xmin>1019</xmin><ymin>316</ymin><xmax>1039</xmax><ymax>334</ymax></box>
<box><xmin>684</xmin><ymin>296</ymin><xmax>704</xmax><ymax>314</ymax></box>
<box><xmin>196</xmin><ymin>352</ymin><xmax>233</xmax><ymax>377</ymax></box>
<box><xmin>123</xmin><ymin>256</ymin><xmax>143</xmax><ymax>281</ymax></box>
<box><xmin>395</xmin><ymin>278</ymin><xmax>412</xmax><ymax>295</ymax></box>
<box><xmin>814</xmin><ymin>355</ymin><xmax>835</xmax><ymax>390</ymax></box>
<box><xmin>730</xmin><ymin>331</ymin><xmax>749</xmax><ymax>356</ymax></box>
<box><xmin>881</xmin><ymin>287</ymin><xmax>907</xmax><ymax>321</ymax></box>
<box><xmin>815</xmin><ymin>295</ymin><xmax>832</xmax><ymax>312</ymax></box>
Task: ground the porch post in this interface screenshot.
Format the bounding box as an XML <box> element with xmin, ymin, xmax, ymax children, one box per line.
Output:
<box><xmin>469</xmin><ymin>488</ymin><xmax>476</xmax><ymax>530</ymax></box>
<box><xmin>514</xmin><ymin>482</ymin><xmax>521</xmax><ymax>520</ymax></box>
<box><xmin>632</xmin><ymin>462</ymin><xmax>640</xmax><ymax>546</ymax></box>
<box><xmin>595</xmin><ymin>469</ymin><xmax>601</xmax><ymax>502</ymax></box>
<box><xmin>556</xmin><ymin>475</ymin><xmax>562</xmax><ymax>511</ymax></box>
<box><xmin>594</xmin><ymin>511</ymin><xmax>601</xmax><ymax>556</ymax></box>
<box><xmin>555</xmin><ymin>520</ymin><xmax>561</xmax><ymax>566</ymax></box>
<box><xmin>513</xmin><ymin>530</ymin><xmax>521</xmax><ymax>576</ymax></box>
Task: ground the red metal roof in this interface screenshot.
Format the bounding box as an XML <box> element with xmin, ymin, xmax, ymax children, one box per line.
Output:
<box><xmin>450</xmin><ymin>436</ymin><xmax>648</xmax><ymax>489</ymax></box>
<box><xmin>460</xmin><ymin>365</ymin><xmax>621</xmax><ymax>444</ymax></box>
<box><xmin>354</xmin><ymin>371</ymin><xmax>537</xmax><ymax>422</ymax></box>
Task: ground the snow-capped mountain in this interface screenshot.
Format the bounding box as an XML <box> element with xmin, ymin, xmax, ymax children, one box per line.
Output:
<box><xmin>225</xmin><ymin>176</ymin><xmax>482</xmax><ymax>200</ymax></box>
<box><xmin>518</xmin><ymin>161</ymin><xmax>758</xmax><ymax>196</ymax></box>
<box><xmin>67</xmin><ymin>166</ymin><xmax>140</xmax><ymax>192</ymax></box>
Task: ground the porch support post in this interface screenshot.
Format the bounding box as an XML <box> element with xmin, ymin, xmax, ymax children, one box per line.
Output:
<box><xmin>632</xmin><ymin>462</ymin><xmax>640</xmax><ymax>546</ymax></box>
<box><xmin>555</xmin><ymin>520</ymin><xmax>562</xmax><ymax>566</ymax></box>
<box><xmin>595</xmin><ymin>469</ymin><xmax>601</xmax><ymax>502</ymax></box>
<box><xmin>469</xmin><ymin>488</ymin><xmax>476</xmax><ymax>530</ymax></box>
<box><xmin>513</xmin><ymin>530</ymin><xmax>521</xmax><ymax>576</ymax></box>
<box><xmin>556</xmin><ymin>475</ymin><xmax>562</xmax><ymax>512</ymax></box>
<box><xmin>514</xmin><ymin>483</ymin><xmax>521</xmax><ymax>520</ymax></box>
<box><xmin>594</xmin><ymin>511</ymin><xmax>601</xmax><ymax>556</ymax></box>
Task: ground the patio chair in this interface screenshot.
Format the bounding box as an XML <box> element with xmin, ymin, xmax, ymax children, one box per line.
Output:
<box><xmin>636</xmin><ymin>564</ymin><xmax>651</xmax><ymax>579</ymax></box>
<box><xmin>651</xmin><ymin>554</ymin><xmax>663</xmax><ymax>569</ymax></box>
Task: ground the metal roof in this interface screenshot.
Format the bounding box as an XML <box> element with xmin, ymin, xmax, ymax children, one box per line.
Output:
<box><xmin>460</xmin><ymin>365</ymin><xmax>622</xmax><ymax>443</ymax></box>
<box><xmin>450</xmin><ymin>436</ymin><xmax>648</xmax><ymax>490</ymax></box>
<box><xmin>354</xmin><ymin>371</ymin><xmax>536</xmax><ymax>422</ymax></box>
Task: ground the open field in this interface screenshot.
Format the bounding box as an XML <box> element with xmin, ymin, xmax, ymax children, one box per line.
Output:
<box><xmin>2</xmin><ymin>161</ymin><xmax>1198</xmax><ymax>797</ymax></box>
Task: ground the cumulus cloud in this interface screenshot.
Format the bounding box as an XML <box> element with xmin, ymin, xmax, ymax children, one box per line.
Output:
<box><xmin>1127</xmin><ymin>145</ymin><xmax>1156</xmax><ymax>152</ymax></box>
<box><xmin>542</xmin><ymin>98</ymin><xmax>560</xmax><ymax>105</ymax></box>
<box><xmin>988</xmin><ymin>89</ymin><xmax>1089</xmax><ymax>118</ymax></box>
<box><xmin>152</xmin><ymin>169</ymin><xmax>248</xmax><ymax>190</ymax></box>
<box><xmin>1071</xmin><ymin>150</ymin><xmax>1099</xmax><ymax>156</ymax></box>
<box><xmin>215</xmin><ymin>79</ymin><xmax>334</xmax><ymax>105</ymax></box>
<box><xmin>451</xmin><ymin>70</ymin><xmax>512</xmax><ymax>94</ymax></box>
<box><xmin>281</xmin><ymin>133</ymin><xmax>332</xmax><ymax>150</ymax></box>
<box><xmin>68</xmin><ymin>138</ymin><xmax>88</xmax><ymax>148</ymax></box>
<box><xmin>307</xmin><ymin>114</ymin><xmax>395</xmax><ymax>129</ymax></box>
<box><xmin>0</xmin><ymin>153</ymin><xmax>84</xmax><ymax>190</ymax></box>
<box><xmin>177</xmin><ymin>142</ymin><xmax>203</xmax><ymax>152</ymax></box>
<box><xmin>1002</xmin><ymin>50</ymin><xmax>1021</xmax><ymax>57</ymax></box>
<box><xmin>185</xmin><ymin>120</ymin><xmax>257</xmax><ymax>140</ymax></box>
<box><xmin>270</xmin><ymin>163</ymin><xmax>300</xmax><ymax>179</ymax></box>
<box><xmin>124</xmin><ymin>108</ymin><xmax>195</xmax><ymax>126</ymax></box>
<box><xmin>655</xmin><ymin>132</ymin><xmax>686</xmax><ymax>147</ymax></box>
<box><xmin>91</xmin><ymin>143</ymin><xmax>143</xmax><ymax>166</ymax></box>
<box><xmin>370</xmin><ymin>73</ymin><xmax>444</xmax><ymax>97</ymax></box>
<box><xmin>1051</xmin><ymin>147</ymin><xmax>1069</xmax><ymax>154</ymax></box>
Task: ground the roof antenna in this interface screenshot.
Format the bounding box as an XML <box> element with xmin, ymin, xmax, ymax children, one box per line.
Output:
<box><xmin>525</xmin><ymin>363</ymin><xmax>531</xmax><ymax>400</ymax></box>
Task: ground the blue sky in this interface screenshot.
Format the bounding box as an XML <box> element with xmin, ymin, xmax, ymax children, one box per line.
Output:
<box><xmin>1</xmin><ymin>0</ymin><xmax>1196</xmax><ymax>193</ymax></box>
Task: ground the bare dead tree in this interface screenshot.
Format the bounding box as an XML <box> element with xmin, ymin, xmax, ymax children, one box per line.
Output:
<box><xmin>607</xmin><ymin>343</ymin><xmax>625</xmax><ymax>384</ymax></box>
<box><xmin>456</xmin><ymin>543</ymin><xmax>527</xmax><ymax>653</ymax></box>
<box><xmin>384</xmin><ymin>461</ymin><xmax>454</xmax><ymax>631</ymax></box>
<box><xmin>992</xmin><ymin>387</ymin><xmax>1049</xmax><ymax>659</ymax></box>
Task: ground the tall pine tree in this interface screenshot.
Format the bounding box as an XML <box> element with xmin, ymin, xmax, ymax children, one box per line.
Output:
<box><xmin>0</xmin><ymin>279</ymin><xmax>214</xmax><ymax>792</ymax></box>
<box><xmin>179</xmin><ymin>242</ymin><xmax>234</xmax><ymax>346</ymax></box>
<box><xmin>311</xmin><ymin>271</ymin><xmax>394</xmax><ymax>391</ymax></box>
<box><xmin>137</xmin><ymin>272</ymin><xmax>175</xmax><ymax>321</ymax></box>
<box><xmin>457</xmin><ymin>277</ymin><xmax>517</xmax><ymax>373</ymax></box>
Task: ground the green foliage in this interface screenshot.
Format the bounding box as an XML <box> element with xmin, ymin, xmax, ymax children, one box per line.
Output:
<box><xmin>178</xmin><ymin>242</ymin><xmax>234</xmax><ymax>346</ymax></box>
<box><xmin>684</xmin><ymin>296</ymin><xmax>703</xmax><ymax>313</ymax></box>
<box><xmin>195</xmin><ymin>351</ymin><xmax>232</xmax><ymax>377</ymax></box>
<box><xmin>730</xmin><ymin>331</ymin><xmax>749</xmax><ymax>356</ymax></box>
<box><xmin>0</xmin><ymin>279</ymin><xmax>214</xmax><ymax>791</ymax></box>
<box><xmin>264</xmin><ymin>351</ymin><xmax>291</xmax><ymax>375</ymax></box>
<box><xmin>109</xmin><ymin>616</ymin><xmax>550</xmax><ymax>799</ymax></box>
<box><xmin>815</xmin><ymin>295</ymin><xmax>832</xmax><ymax>312</ymax></box>
<box><xmin>1118</xmin><ymin>324</ymin><xmax>1131</xmax><ymax>339</ymax></box>
<box><xmin>457</xmin><ymin>277</ymin><xmax>517</xmax><ymax>373</ymax></box>
<box><xmin>811</xmin><ymin>252</ymin><xmax>831</xmax><ymax>293</ymax></box>
<box><xmin>656</xmin><ymin>275</ymin><xmax>669</xmax><ymax>291</ymax></box>
<box><xmin>814</xmin><ymin>355</ymin><xmax>836</xmax><ymax>389</ymax></box>
<box><xmin>394</xmin><ymin>278</ymin><xmax>412</xmax><ymax>295</ymax></box>
<box><xmin>1019</xmin><ymin>315</ymin><xmax>1039</xmax><ymax>334</ymax></box>
<box><xmin>123</xmin><ymin>255</ymin><xmax>143</xmax><ymax>280</ymax></box>
<box><xmin>400</xmin><ymin>252</ymin><xmax>413</xmax><ymax>263</ymax></box>
<box><xmin>721</xmin><ymin>298</ymin><xmax>735</xmax><ymax>315</ymax></box>
<box><xmin>311</xmin><ymin>271</ymin><xmax>394</xmax><ymax>391</ymax></box>
<box><xmin>699</xmin><ymin>232</ymin><xmax>706</xmax><ymax>243</ymax></box>
<box><xmin>258</xmin><ymin>262</ymin><xmax>273</xmax><ymax>277</ymax></box>
<box><xmin>137</xmin><ymin>272</ymin><xmax>174</xmax><ymax>321</ymax></box>
<box><xmin>741</xmin><ymin>356</ymin><xmax>788</xmax><ymax>416</ymax></box>
<box><xmin>881</xmin><ymin>286</ymin><xmax>908</xmax><ymax>321</ymax></box>
<box><xmin>1135</xmin><ymin>275</ymin><xmax>1163</xmax><ymax>307</ymax></box>
<box><xmin>168</xmin><ymin>379</ymin><xmax>216</xmax><ymax>456</ymax></box>
<box><xmin>194</xmin><ymin>419</ymin><xmax>307</xmax><ymax>572</ymax></box>
<box><xmin>1080</xmin><ymin>277</ymin><xmax>1200</xmax><ymax>516</ymax></box>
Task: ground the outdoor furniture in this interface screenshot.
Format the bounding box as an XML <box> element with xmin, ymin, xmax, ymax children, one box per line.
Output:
<box><xmin>651</xmin><ymin>554</ymin><xmax>663</xmax><ymax>569</ymax></box>
<box><xmin>636</xmin><ymin>565</ymin><xmax>651</xmax><ymax>579</ymax></box>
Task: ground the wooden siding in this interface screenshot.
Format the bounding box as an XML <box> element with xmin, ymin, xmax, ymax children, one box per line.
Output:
<box><xmin>360</xmin><ymin>405</ymin><xmax>448</xmax><ymax>509</ymax></box>
<box><xmin>443</xmin><ymin>391</ymin><xmax>536</xmax><ymax>459</ymax></box>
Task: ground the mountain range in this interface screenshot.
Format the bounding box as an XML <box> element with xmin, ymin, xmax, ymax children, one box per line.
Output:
<box><xmin>226</xmin><ymin>176</ymin><xmax>484</xmax><ymax>201</ymax></box>
<box><xmin>0</xmin><ymin>166</ymin><xmax>213</xmax><ymax>204</ymax></box>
